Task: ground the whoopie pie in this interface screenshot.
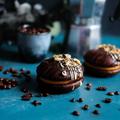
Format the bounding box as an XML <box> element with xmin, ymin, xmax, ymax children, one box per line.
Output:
<box><xmin>37</xmin><ymin>54</ymin><xmax>84</xmax><ymax>94</ymax></box>
<box><xmin>84</xmin><ymin>44</ymin><xmax>120</xmax><ymax>77</ymax></box>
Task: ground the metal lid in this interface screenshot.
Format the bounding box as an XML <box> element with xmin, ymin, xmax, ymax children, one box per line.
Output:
<box><xmin>74</xmin><ymin>16</ymin><xmax>101</xmax><ymax>25</ymax></box>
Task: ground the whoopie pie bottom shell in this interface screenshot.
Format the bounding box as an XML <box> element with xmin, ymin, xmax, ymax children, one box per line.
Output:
<box><xmin>37</xmin><ymin>77</ymin><xmax>84</xmax><ymax>94</ymax></box>
<box><xmin>84</xmin><ymin>62</ymin><xmax>120</xmax><ymax>77</ymax></box>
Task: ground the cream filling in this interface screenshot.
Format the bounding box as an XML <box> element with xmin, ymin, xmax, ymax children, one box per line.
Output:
<box><xmin>38</xmin><ymin>77</ymin><xmax>83</xmax><ymax>85</ymax></box>
<box><xmin>85</xmin><ymin>62</ymin><xmax>120</xmax><ymax>71</ymax></box>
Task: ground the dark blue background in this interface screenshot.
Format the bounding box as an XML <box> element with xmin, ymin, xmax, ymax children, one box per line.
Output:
<box><xmin>102</xmin><ymin>0</ymin><xmax>120</xmax><ymax>36</ymax></box>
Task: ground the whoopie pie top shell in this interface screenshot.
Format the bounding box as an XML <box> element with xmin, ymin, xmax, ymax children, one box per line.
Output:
<box><xmin>37</xmin><ymin>54</ymin><xmax>83</xmax><ymax>81</ymax></box>
<box><xmin>84</xmin><ymin>44</ymin><xmax>120</xmax><ymax>67</ymax></box>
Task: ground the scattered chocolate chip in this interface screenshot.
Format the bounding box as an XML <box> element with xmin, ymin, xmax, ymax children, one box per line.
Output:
<box><xmin>96</xmin><ymin>86</ymin><xmax>107</xmax><ymax>91</ymax></box>
<box><xmin>21</xmin><ymin>93</ymin><xmax>32</xmax><ymax>101</ymax></box>
<box><xmin>86</xmin><ymin>83</ymin><xmax>92</xmax><ymax>87</ymax></box>
<box><xmin>0</xmin><ymin>82</ymin><xmax>4</xmax><ymax>89</ymax></box>
<box><xmin>103</xmin><ymin>98</ymin><xmax>112</xmax><ymax>103</ymax></box>
<box><xmin>72</xmin><ymin>111</ymin><xmax>80</xmax><ymax>116</ymax></box>
<box><xmin>0</xmin><ymin>66</ymin><xmax>3</xmax><ymax>71</ymax></box>
<box><xmin>42</xmin><ymin>93</ymin><xmax>49</xmax><ymax>97</ymax></box>
<box><xmin>31</xmin><ymin>100</ymin><xmax>42</xmax><ymax>106</ymax></box>
<box><xmin>9</xmin><ymin>68</ymin><xmax>14</xmax><ymax>72</ymax></box>
<box><xmin>107</xmin><ymin>92</ymin><xmax>114</xmax><ymax>96</ymax></box>
<box><xmin>0</xmin><ymin>78</ymin><xmax>17</xmax><ymax>89</ymax></box>
<box><xmin>92</xmin><ymin>110</ymin><xmax>100</xmax><ymax>115</ymax></box>
<box><xmin>28</xmin><ymin>92</ymin><xmax>32</xmax><ymax>97</ymax></box>
<box><xmin>9</xmin><ymin>68</ymin><xmax>18</xmax><ymax>74</ymax></box>
<box><xmin>77</xmin><ymin>98</ymin><xmax>84</xmax><ymax>103</ymax></box>
<box><xmin>114</xmin><ymin>91</ymin><xmax>120</xmax><ymax>95</ymax></box>
<box><xmin>95</xmin><ymin>104</ymin><xmax>101</xmax><ymax>108</ymax></box>
<box><xmin>3</xmin><ymin>70</ymin><xmax>9</xmax><ymax>74</ymax></box>
<box><xmin>20</xmin><ymin>68</ymin><xmax>25</xmax><ymax>72</ymax></box>
<box><xmin>70</xmin><ymin>98</ymin><xmax>76</xmax><ymax>103</ymax></box>
<box><xmin>82</xmin><ymin>105</ymin><xmax>89</xmax><ymax>110</ymax></box>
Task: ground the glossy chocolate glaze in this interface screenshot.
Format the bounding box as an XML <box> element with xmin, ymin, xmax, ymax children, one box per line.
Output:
<box><xmin>84</xmin><ymin>44</ymin><xmax>120</xmax><ymax>67</ymax></box>
<box><xmin>37</xmin><ymin>54</ymin><xmax>83</xmax><ymax>81</ymax></box>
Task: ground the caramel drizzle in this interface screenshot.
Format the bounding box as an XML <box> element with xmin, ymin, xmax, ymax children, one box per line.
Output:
<box><xmin>54</xmin><ymin>54</ymin><xmax>83</xmax><ymax>80</ymax></box>
<box><xmin>110</xmin><ymin>53</ymin><xmax>120</xmax><ymax>63</ymax></box>
<box><xmin>60</xmin><ymin>60</ymin><xmax>83</xmax><ymax>80</ymax></box>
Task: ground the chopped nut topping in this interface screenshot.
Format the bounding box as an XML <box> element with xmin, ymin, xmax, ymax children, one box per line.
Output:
<box><xmin>98</xmin><ymin>44</ymin><xmax>120</xmax><ymax>62</ymax></box>
<box><xmin>53</xmin><ymin>54</ymin><xmax>81</xmax><ymax>66</ymax></box>
<box><xmin>98</xmin><ymin>44</ymin><xmax>120</xmax><ymax>54</ymax></box>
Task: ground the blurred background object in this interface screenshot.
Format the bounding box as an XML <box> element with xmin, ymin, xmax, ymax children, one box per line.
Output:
<box><xmin>0</xmin><ymin>0</ymin><xmax>63</xmax><ymax>45</ymax></box>
<box><xmin>1</xmin><ymin>0</ymin><xmax>120</xmax><ymax>40</ymax></box>
<box><xmin>17</xmin><ymin>25</ymin><xmax>51</xmax><ymax>62</ymax></box>
<box><xmin>0</xmin><ymin>0</ymin><xmax>120</xmax><ymax>62</ymax></box>
<box><xmin>64</xmin><ymin>0</ymin><xmax>106</xmax><ymax>57</ymax></box>
<box><xmin>102</xmin><ymin>0</ymin><xmax>120</xmax><ymax>36</ymax></box>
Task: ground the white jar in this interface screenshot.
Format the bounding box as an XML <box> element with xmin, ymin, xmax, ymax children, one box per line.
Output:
<box><xmin>68</xmin><ymin>17</ymin><xmax>101</xmax><ymax>57</ymax></box>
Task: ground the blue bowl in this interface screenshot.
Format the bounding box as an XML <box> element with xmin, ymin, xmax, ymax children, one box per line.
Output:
<box><xmin>17</xmin><ymin>25</ymin><xmax>51</xmax><ymax>62</ymax></box>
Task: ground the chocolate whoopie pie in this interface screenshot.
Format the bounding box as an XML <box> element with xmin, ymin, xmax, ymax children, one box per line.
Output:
<box><xmin>37</xmin><ymin>54</ymin><xmax>84</xmax><ymax>94</ymax></box>
<box><xmin>84</xmin><ymin>44</ymin><xmax>120</xmax><ymax>77</ymax></box>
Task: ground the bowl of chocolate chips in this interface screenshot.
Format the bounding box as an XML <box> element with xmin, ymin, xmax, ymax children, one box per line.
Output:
<box><xmin>17</xmin><ymin>24</ymin><xmax>51</xmax><ymax>62</ymax></box>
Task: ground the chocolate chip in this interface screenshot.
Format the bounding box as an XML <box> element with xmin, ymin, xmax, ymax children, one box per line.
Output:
<box><xmin>3</xmin><ymin>70</ymin><xmax>9</xmax><ymax>74</ymax></box>
<box><xmin>82</xmin><ymin>105</ymin><xmax>89</xmax><ymax>110</ymax></box>
<box><xmin>103</xmin><ymin>98</ymin><xmax>112</xmax><ymax>103</ymax></box>
<box><xmin>95</xmin><ymin>104</ymin><xmax>101</xmax><ymax>108</ymax></box>
<box><xmin>31</xmin><ymin>100</ymin><xmax>42</xmax><ymax>106</ymax></box>
<box><xmin>0</xmin><ymin>78</ymin><xmax>17</xmax><ymax>89</ymax></box>
<box><xmin>92</xmin><ymin>110</ymin><xmax>100</xmax><ymax>115</ymax></box>
<box><xmin>9</xmin><ymin>68</ymin><xmax>18</xmax><ymax>74</ymax></box>
<box><xmin>86</xmin><ymin>83</ymin><xmax>92</xmax><ymax>87</ymax></box>
<box><xmin>0</xmin><ymin>66</ymin><xmax>3</xmax><ymax>71</ymax></box>
<box><xmin>96</xmin><ymin>86</ymin><xmax>107</xmax><ymax>91</ymax></box>
<box><xmin>70</xmin><ymin>98</ymin><xmax>76</xmax><ymax>103</ymax></box>
<box><xmin>72</xmin><ymin>111</ymin><xmax>80</xmax><ymax>116</ymax></box>
<box><xmin>42</xmin><ymin>93</ymin><xmax>49</xmax><ymax>97</ymax></box>
<box><xmin>21</xmin><ymin>93</ymin><xmax>32</xmax><ymax>101</ymax></box>
<box><xmin>20</xmin><ymin>68</ymin><xmax>25</xmax><ymax>72</ymax></box>
<box><xmin>107</xmin><ymin>92</ymin><xmax>114</xmax><ymax>96</ymax></box>
<box><xmin>28</xmin><ymin>92</ymin><xmax>32</xmax><ymax>97</ymax></box>
<box><xmin>114</xmin><ymin>91</ymin><xmax>120</xmax><ymax>95</ymax></box>
<box><xmin>0</xmin><ymin>82</ymin><xmax>4</xmax><ymax>89</ymax></box>
<box><xmin>77</xmin><ymin>98</ymin><xmax>84</xmax><ymax>103</ymax></box>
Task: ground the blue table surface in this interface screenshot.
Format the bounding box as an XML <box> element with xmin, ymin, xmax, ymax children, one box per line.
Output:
<box><xmin>0</xmin><ymin>35</ymin><xmax>120</xmax><ymax>120</ymax></box>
